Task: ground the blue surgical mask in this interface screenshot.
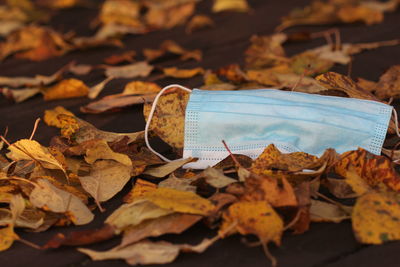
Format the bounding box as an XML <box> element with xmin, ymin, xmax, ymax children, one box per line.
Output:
<box><xmin>145</xmin><ymin>85</ymin><xmax>393</xmax><ymax>169</ymax></box>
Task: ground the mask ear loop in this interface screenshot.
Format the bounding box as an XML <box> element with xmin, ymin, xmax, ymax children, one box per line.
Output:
<box><xmin>392</xmin><ymin>108</ymin><xmax>400</xmax><ymax>138</ymax></box>
<box><xmin>145</xmin><ymin>84</ymin><xmax>192</xmax><ymax>162</ymax></box>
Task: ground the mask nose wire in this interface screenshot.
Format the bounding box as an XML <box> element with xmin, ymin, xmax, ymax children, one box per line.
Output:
<box><xmin>392</xmin><ymin>108</ymin><xmax>400</xmax><ymax>138</ymax></box>
<box><xmin>144</xmin><ymin>84</ymin><xmax>192</xmax><ymax>162</ymax></box>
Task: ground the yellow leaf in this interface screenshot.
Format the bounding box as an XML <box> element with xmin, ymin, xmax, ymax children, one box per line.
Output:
<box><xmin>84</xmin><ymin>140</ymin><xmax>132</xmax><ymax>167</ymax></box>
<box><xmin>142</xmin><ymin>187</ymin><xmax>216</xmax><ymax>216</ymax></box>
<box><xmin>123</xmin><ymin>179</ymin><xmax>157</xmax><ymax>203</ymax></box>
<box><xmin>122</xmin><ymin>81</ymin><xmax>161</xmax><ymax>95</ymax></box>
<box><xmin>43</xmin><ymin>106</ymin><xmax>75</xmax><ymax>129</ymax></box>
<box><xmin>7</xmin><ymin>139</ymin><xmax>66</xmax><ymax>173</ymax></box>
<box><xmin>0</xmin><ymin>224</ymin><xmax>17</xmax><ymax>251</ymax></box>
<box><xmin>143</xmin><ymin>89</ymin><xmax>190</xmax><ymax>149</ymax></box>
<box><xmin>352</xmin><ymin>192</ymin><xmax>400</xmax><ymax>244</ymax></box>
<box><xmin>220</xmin><ymin>201</ymin><xmax>283</xmax><ymax>245</ymax></box>
<box><xmin>186</xmin><ymin>15</ymin><xmax>214</xmax><ymax>33</ymax></box>
<box><xmin>42</xmin><ymin>78</ymin><xmax>89</xmax><ymax>100</ymax></box>
<box><xmin>143</xmin><ymin>158</ymin><xmax>194</xmax><ymax>178</ymax></box>
<box><xmin>212</xmin><ymin>0</ymin><xmax>250</xmax><ymax>12</ymax></box>
<box><xmin>163</xmin><ymin>67</ymin><xmax>204</xmax><ymax>79</ymax></box>
<box><xmin>338</xmin><ymin>5</ymin><xmax>383</xmax><ymax>25</ymax></box>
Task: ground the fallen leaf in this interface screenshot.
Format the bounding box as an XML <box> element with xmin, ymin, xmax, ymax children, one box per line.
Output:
<box><xmin>119</xmin><ymin>213</ymin><xmax>202</xmax><ymax>248</ymax></box>
<box><xmin>158</xmin><ymin>173</ymin><xmax>197</xmax><ymax>193</ymax></box>
<box><xmin>374</xmin><ymin>65</ymin><xmax>400</xmax><ymax>99</ymax></box>
<box><xmin>0</xmin><ymin>66</ymin><xmax>64</xmax><ymax>88</ymax></box>
<box><xmin>84</xmin><ymin>139</ymin><xmax>132</xmax><ymax>167</ymax></box>
<box><xmin>163</xmin><ymin>67</ymin><xmax>204</xmax><ymax>78</ymax></box>
<box><xmin>310</xmin><ymin>199</ymin><xmax>351</xmax><ymax>223</ymax></box>
<box><xmin>104</xmin><ymin>61</ymin><xmax>154</xmax><ymax>79</ymax></box>
<box><xmin>0</xmin><ymin>87</ymin><xmax>41</xmax><ymax>103</ymax></box>
<box><xmin>202</xmin><ymin>167</ymin><xmax>237</xmax><ymax>188</ymax></box>
<box><xmin>141</xmin><ymin>187</ymin><xmax>216</xmax><ymax>216</ymax></box>
<box><xmin>88</xmin><ymin>77</ymin><xmax>113</xmax><ymax>99</ymax></box>
<box><xmin>68</xmin><ymin>63</ymin><xmax>93</xmax><ymax>76</ymax></box>
<box><xmin>185</xmin><ymin>15</ymin><xmax>214</xmax><ymax>33</ymax></box>
<box><xmin>143</xmin><ymin>158</ymin><xmax>194</xmax><ymax>178</ymax></box>
<box><xmin>79</xmin><ymin>160</ymin><xmax>131</xmax><ymax>203</ymax></box>
<box><xmin>42</xmin><ymin>79</ymin><xmax>89</xmax><ymax>101</ymax></box>
<box><xmin>143</xmin><ymin>88</ymin><xmax>190</xmax><ymax>149</ymax></box>
<box><xmin>143</xmin><ymin>40</ymin><xmax>202</xmax><ymax>62</ymax></box>
<box><xmin>0</xmin><ymin>224</ymin><xmax>17</xmax><ymax>251</ymax></box>
<box><xmin>122</xmin><ymin>81</ymin><xmax>161</xmax><ymax>95</ymax></box>
<box><xmin>106</xmin><ymin>199</ymin><xmax>174</xmax><ymax>232</ymax></box>
<box><xmin>104</xmin><ymin>50</ymin><xmax>136</xmax><ymax>65</ymax></box>
<box><xmin>212</xmin><ymin>0</ymin><xmax>250</xmax><ymax>12</ymax></box>
<box><xmin>30</xmin><ymin>178</ymin><xmax>94</xmax><ymax>225</ymax></box>
<box><xmin>220</xmin><ymin>200</ymin><xmax>283</xmax><ymax>245</ymax></box>
<box><xmin>352</xmin><ymin>191</ymin><xmax>400</xmax><ymax>244</ymax></box>
<box><xmin>124</xmin><ymin>179</ymin><xmax>157</xmax><ymax>203</ymax></box>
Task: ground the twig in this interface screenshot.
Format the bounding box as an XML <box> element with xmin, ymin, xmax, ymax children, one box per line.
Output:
<box><xmin>261</xmin><ymin>241</ymin><xmax>277</xmax><ymax>267</ymax></box>
<box><xmin>17</xmin><ymin>237</ymin><xmax>42</xmax><ymax>250</ymax></box>
<box><xmin>222</xmin><ymin>140</ymin><xmax>243</xmax><ymax>168</ymax></box>
<box><xmin>29</xmin><ymin>118</ymin><xmax>41</xmax><ymax>140</ymax></box>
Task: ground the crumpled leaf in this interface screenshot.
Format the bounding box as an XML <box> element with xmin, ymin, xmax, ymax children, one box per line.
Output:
<box><xmin>245</xmin><ymin>34</ymin><xmax>288</xmax><ymax>69</ymax></box>
<box><xmin>143</xmin><ymin>158</ymin><xmax>194</xmax><ymax>178</ymax></box>
<box><xmin>352</xmin><ymin>191</ymin><xmax>400</xmax><ymax>244</ymax></box>
<box><xmin>7</xmin><ymin>139</ymin><xmax>66</xmax><ymax>174</ymax></box>
<box><xmin>106</xmin><ymin>199</ymin><xmax>174</xmax><ymax>232</ymax></box>
<box><xmin>119</xmin><ymin>213</ymin><xmax>202</xmax><ymax>248</ymax></box>
<box><xmin>79</xmin><ymin>237</ymin><xmax>218</xmax><ymax>265</ymax></box>
<box><xmin>124</xmin><ymin>179</ymin><xmax>157</xmax><ymax>203</ymax></box>
<box><xmin>335</xmin><ymin>148</ymin><xmax>400</xmax><ymax>192</ymax></box>
<box><xmin>143</xmin><ymin>40</ymin><xmax>202</xmax><ymax>62</ymax></box>
<box><xmin>104</xmin><ymin>50</ymin><xmax>136</xmax><ymax>65</ymax></box>
<box><xmin>158</xmin><ymin>173</ymin><xmax>197</xmax><ymax>193</ymax></box>
<box><xmin>212</xmin><ymin>0</ymin><xmax>250</xmax><ymax>12</ymax></box>
<box><xmin>374</xmin><ymin>65</ymin><xmax>400</xmax><ymax>99</ymax></box>
<box><xmin>202</xmin><ymin>167</ymin><xmax>236</xmax><ymax>188</ymax></box>
<box><xmin>0</xmin><ymin>87</ymin><xmax>41</xmax><ymax>103</ymax></box>
<box><xmin>42</xmin><ymin>78</ymin><xmax>89</xmax><ymax>101</ymax></box>
<box><xmin>84</xmin><ymin>139</ymin><xmax>132</xmax><ymax>167</ymax></box>
<box><xmin>310</xmin><ymin>199</ymin><xmax>351</xmax><ymax>223</ymax></box>
<box><xmin>185</xmin><ymin>15</ymin><xmax>214</xmax><ymax>33</ymax></box>
<box><xmin>79</xmin><ymin>160</ymin><xmax>132</xmax><ymax>203</ymax></box>
<box><xmin>29</xmin><ymin>179</ymin><xmax>94</xmax><ymax>225</ymax></box>
<box><xmin>104</xmin><ymin>61</ymin><xmax>154</xmax><ymax>79</ymax></box>
<box><xmin>220</xmin><ymin>200</ymin><xmax>283</xmax><ymax>245</ymax></box>
<box><xmin>143</xmin><ymin>88</ymin><xmax>190</xmax><ymax>149</ymax></box>
<box><xmin>141</xmin><ymin>187</ymin><xmax>216</xmax><ymax>216</ymax></box>
<box><xmin>163</xmin><ymin>67</ymin><xmax>204</xmax><ymax>78</ymax></box>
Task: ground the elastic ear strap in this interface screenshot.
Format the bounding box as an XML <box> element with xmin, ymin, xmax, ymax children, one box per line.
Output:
<box><xmin>392</xmin><ymin>108</ymin><xmax>400</xmax><ymax>138</ymax></box>
<box><xmin>145</xmin><ymin>84</ymin><xmax>192</xmax><ymax>162</ymax></box>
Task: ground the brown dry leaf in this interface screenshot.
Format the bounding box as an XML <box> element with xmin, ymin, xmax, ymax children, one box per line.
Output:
<box><xmin>104</xmin><ymin>61</ymin><xmax>154</xmax><ymax>79</ymax></box>
<box><xmin>0</xmin><ymin>25</ymin><xmax>71</xmax><ymax>61</ymax></box>
<box><xmin>275</xmin><ymin>73</ymin><xmax>327</xmax><ymax>93</ymax></box>
<box><xmin>79</xmin><ymin>237</ymin><xmax>218</xmax><ymax>265</ymax></box>
<box><xmin>106</xmin><ymin>199</ymin><xmax>174</xmax><ymax>232</ymax></box>
<box><xmin>7</xmin><ymin>139</ymin><xmax>66</xmax><ymax>174</ymax></box>
<box><xmin>185</xmin><ymin>15</ymin><xmax>214</xmax><ymax>33</ymax></box>
<box><xmin>163</xmin><ymin>67</ymin><xmax>204</xmax><ymax>79</ymax></box>
<box><xmin>212</xmin><ymin>0</ymin><xmax>250</xmax><ymax>12</ymax></box>
<box><xmin>143</xmin><ymin>158</ymin><xmax>194</xmax><ymax>178</ymax></box>
<box><xmin>352</xmin><ymin>191</ymin><xmax>400</xmax><ymax>244</ymax></box>
<box><xmin>141</xmin><ymin>187</ymin><xmax>216</xmax><ymax>216</ymax></box>
<box><xmin>99</xmin><ymin>0</ymin><xmax>141</xmax><ymax>27</ymax></box>
<box><xmin>316</xmin><ymin>72</ymin><xmax>378</xmax><ymax>100</ymax></box>
<box><xmin>324</xmin><ymin>177</ymin><xmax>359</xmax><ymax>199</ymax></box>
<box><xmin>202</xmin><ymin>167</ymin><xmax>237</xmax><ymax>188</ymax></box>
<box><xmin>158</xmin><ymin>173</ymin><xmax>197</xmax><ymax>193</ymax></box>
<box><xmin>244</xmin><ymin>174</ymin><xmax>298</xmax><ymax>208</ymax></box>
<box><xmin>68</xmin><ymin>63</ymin><xmax>93</xmax><ymax>76</ymax></box>
<box><xmin>340</xmin><ymin>165</ymin><xmax>370</xmax><ymax>196</ymax></box>
<box><xmin>145</xmin><ymin>1</ymin><xmax>196</xmax><ymax>30</ymax></box>
<box><xmin>374</xmin><ymin>65</ymin><xmax>400</xmax><ymax>99</ymax></box>
<box><xmin>81</xmin><ymin>94</ymin><xmax>157</xmax><ymax>114</ymax></box>
<box><xmin>119</xmin><ymin>213</ymin><xmax>202</xmax><ymax>248</ymax></box>
<box><xmin>143</xmin><ymin>40</ymin><xmax>202</xmax><ymax>62</ymax></box>
<box><xmin>143</xmin><ymin>88</ymin><xmax>190</xmax><ymax>149</ymax></box>
<box><xmin>335</xmin><ymin>148</ymin><xmax>400</xmax><ymax>192</ymax></box>
<box><xmin>310</xmin><ymin>199</ymin><xmax>351</xmax><ymax>223</ymax></box>
<box><xmin>217</xmin><ymin>64</ymin><xmax>248</xmax><ymax>83</ymax></box>
<box><xmin>88</xmin><ymin>77</ymin><xmax>114</xmax><ymax>99</ymax></box>
<box><xmin>220</xmin><ymin>200</ymin><xmax>283</xmax><ymax>245</ymax></box>
<box><xmin>337</xmin><ymin>5</ymin><xmax>383</xmax><ymax>25</ymax></box>
<box><xmin>104</xmin><ymin>50</ymin><xmax>136</xmax><ymax>65</ymax></box>
<box><xmin>0</xmin><ymin>87</ymin><xmax>41</xmax><ymax>103</ymax></box>
<box><xmin>290</xmin><ymin>52</ymin><xmax>334</xmax><ymax>75</ymax></box>
<box><xmin>42</xmin><ymin>78</ymin><xmax>89</xmax><ymax>101</ymax></box>
<box><xmin>124</xmin><ymin>179</ymin><xmax>157</xmax><ymax>203</ymax></box>
<box><xmin>29</xmin><ymin>178</ymin><xmax>94</xmax><ymax>225</ymax></box>
<box><xmin>0</xmin><ymin>65</ymin><xmax>64</xmax><ymax>88</ymax></box>
<box><xmin>43</xmin><ymin>106</ymin><xmax>77</xmax><ymax>137</ymax></box>
<box><xmin>245</xmin><ymin>34</ymin><xmax>288</xmax><ymax>69</ymax></box>
<box><xmin>79</xmin><ymin>160</ymin><xmax>132</xmax><ymax>203</ymax></box>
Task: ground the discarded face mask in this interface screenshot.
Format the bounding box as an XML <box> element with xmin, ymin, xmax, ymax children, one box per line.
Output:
<box><xmin>145</xmin><ymin>85</ymin><xmax>394</xmax><ymax>169</ymax></box>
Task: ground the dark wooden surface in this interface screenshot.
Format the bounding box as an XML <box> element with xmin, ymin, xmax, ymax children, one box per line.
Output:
<box><xmin>1</xmin><ymin>0</ymin><xmax>400</xmax><ymax>266</ymax></box>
